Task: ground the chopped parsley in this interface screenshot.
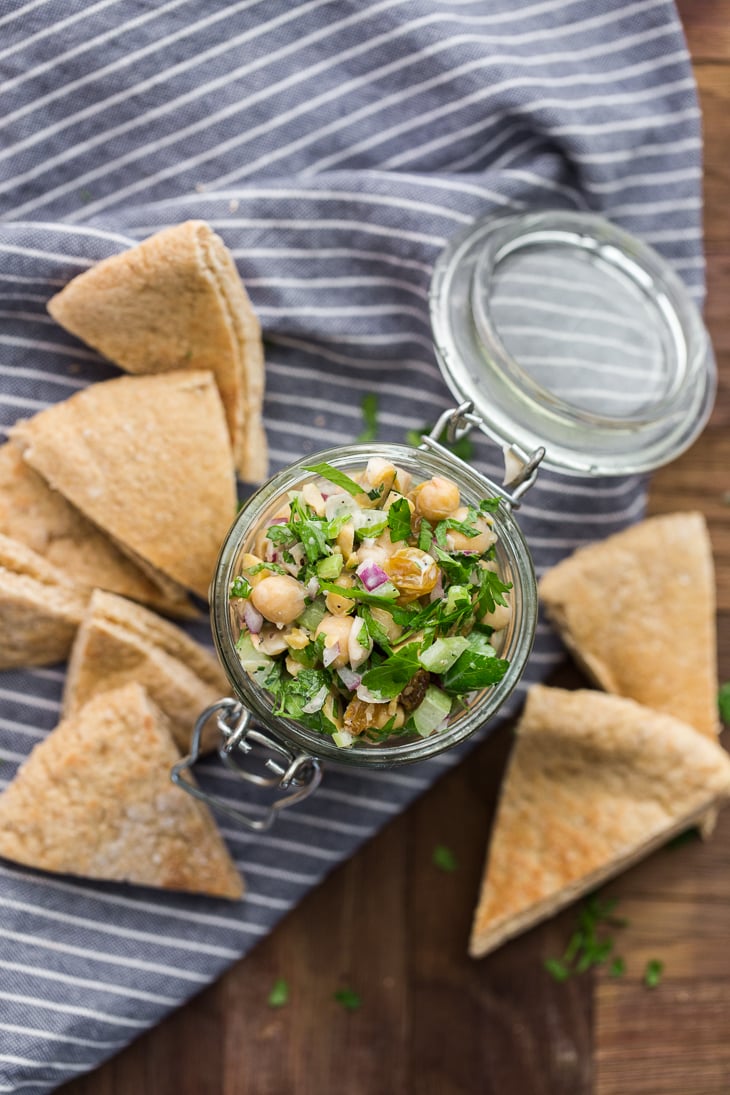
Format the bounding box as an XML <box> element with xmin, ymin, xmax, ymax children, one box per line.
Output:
<box><xmin>644</xmin><ymin>959</ymin><xmax>663</xmax><ymax>988</ymax></box>
<box><xmin>230</xmin><ymin>575</ymin><xmax>251</xmax><ymax>598</ymax></box>
<box><xmin>303</xmin><ymin>461</ymin><xmax>381</xmax><ymax>501</ymax></box>
<box><xmin>334</xmin><ymin>988</ymin><xmax>362</xmax><ymax>1011</ymax></box>
<box><xmin>268</xmin><ymin>978</ymin><xmax>289</xmax><ymax>1008</ymax></box>
<box><xmin>387</xmin><ymin>497</ymin><xmax>412</xmax><ymax>543</ymax></box>
<box><xmin>544</xmin><ymin>894</ymin><xmax>626</xmax><ymax>982</ymax></box>
<box><xmin>360</xmin><ymin>643</ymin><xmax>421</xmax><ymax>700</ymax></box>
<box><xmin>432</xmin><ymin>843</ymin><xmax>458</xmax><ymax>872</ymax></box>
<box><xmin>609</xmin><ymin>957</ymin><xmax>626</xmax><ymax>978</ymax></box>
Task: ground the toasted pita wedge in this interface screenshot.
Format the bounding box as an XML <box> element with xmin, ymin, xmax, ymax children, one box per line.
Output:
<box><xmin>538</xmin><ymin>512</ymin><xmax>719</xmax><ymax>738</ymax></box>
<box><xmin>469</xmin><ymin>686</ymin><xmax>730</xmax><ymax>958</ymax></box>
<box><xmin>0</xmin><ymin>441</ymin><xmax>195</xmax><ymax>618</ymax></box>
<box><xmin>47</xmin><ymin>221</ymin><xmax>267</xmax><ymax>483</ymax></box>
<box><xmin>63</xmin><ymin>590</ymin><xmax>227</xmax><ymax>751</ymax></box>
<box><xmin>11</xmin><ymin>370</ymin><xmax>237</xmax><ymax>599</ymax></box>
<box><xmin>0</xmin><ymin>683</ymin><xmax>243</xmax><ymax>899</ymax></box>
<box><xmin>0</xmin><ymin>532</ymin><xmax>87</xmax><ymax>667</ymax></box>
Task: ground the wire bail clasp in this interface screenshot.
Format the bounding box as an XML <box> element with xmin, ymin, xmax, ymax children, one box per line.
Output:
<box><xmin>420</xmin><ymin>400</ymin><xmax>544</xmax><ymax>508</ymax></box>
<box><xmin>171</xmin><ymin>698</ymin><xmax>323</xmax><ymax>831</ymax></box>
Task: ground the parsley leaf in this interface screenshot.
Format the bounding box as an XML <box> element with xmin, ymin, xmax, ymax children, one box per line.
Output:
<box><xmin>299</xmin><ymin>519</ymin><xmax>330</xmax><ymax>563</ymax></box>
<box><xmin>418</xmin><ymin>518</ymin><xmax>433</xmax><ymax>552</ymax></box>
<box><xmin>475</xmin><ymin>567</ymin><xmax>512</xmax><ymax>618</ymax></box>
<box><xmin>319</xmin><ymin>580</ymin><xmax>399</xmax><ymax>607</ymax></box>
<box><xmin>719</xmin><ymin>682</ymin><xmax>730</xmax><ymax>725</ymax></box>
<box><xmin>440</xmin><ymin>649</ymin><xmax>509</xmax><ymax>693</ymax></box>
<box><xmin>609</xmin><ymin>957</ymin><xmax>626</xmax><ymax>978</ymax></box>
<box><xmin>268</xmin><ymin>978</ymin><xmax>289</xmax><ymax>1008</ymax></box>
<box><xmin>276</xmin><ymin>670</ymin><xmax>337</xmax><ymax>734</ymax></box>
<box><xmin>434</xmin><ymin>512</ymin><xmax>480</xmax><ymax>549</ymax></box>
<box><xmin>479</xmin><ymin>498</ymin><xmax>501</xmax><ymax>514</ymax></box>
<box><xmin>303</xmin><ymin>463</ymin><xmax>365</xmax><ymax>499</ymax></box>
<box><xmin>544</xmin><ymin>958</ymin><xmax>571</xmax><ymax>983</ymax></box>
<box><xmin>334</xmin><ymin>988</ymin><xmax>362</xmax><ymax>1011</ymax></box>
<box><xmin>432</xmin><ymin>844</ymin><xmax>457</xmax><ymax>872</ymax></box>
<box><xmin>360</xmin><ymin>643</ymin><xmax>422</xmax><ymax>699</ymax></box>
<box><xmin>543</xmin><ymin>894</ymin><xmax>627</xmax><ymax>983</ymax></box>
<box><xmin>357</xmin><ymin>393</ymin><xmax>378</xmax><ymax>443</ymax></box>
<box><xmin>387</xmin><ymin>497</ymin><xmax>412</xmax><ymax>543</ymax></box>
<box><xmin>230</xmin><ymin>576</ymin><xmax>251</xmax><ymax>599</ymax></box>
<box><xmin>644</xmin><ymin>959</ymin><xmax>663</xmax><ymax>988</ymax></box>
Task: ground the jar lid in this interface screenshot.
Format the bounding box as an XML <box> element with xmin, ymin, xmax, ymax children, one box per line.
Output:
<box><xmin>430</xmin><ymin>211</ymin><xmax>716</xmax><ymax>477</ymax></box>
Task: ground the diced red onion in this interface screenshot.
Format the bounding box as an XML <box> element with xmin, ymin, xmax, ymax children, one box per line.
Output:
<box><xmin>336</xmin><ymin>666</ymin><xmax>362</xmax><ymax>691</ymax></box>
<box><xmin>242</xmin><ymin>601</ymin><xmax>263</xmax><ymax>634</ymax></box>
<box><xmin>302</xmin><ymin>685</ymin><xmax>328</xmax><ymax>714</ymax></box>
<box><xmin>356</xmin><ymin>559</ymin><xmax>390</xmax><ymax>591</ymax></box>
<box><xmin>322</xmin><ymin>642</ymin><xmax>340</xmax><ymax>668</ymax></box>
<box><xmin>306</xmin><ymin>576</ymin><xmax>320</xmax><ymax>599</ymax></box>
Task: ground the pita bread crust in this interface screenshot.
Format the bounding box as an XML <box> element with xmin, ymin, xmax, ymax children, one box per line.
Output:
<box><xmin>11</xmin><ymin>370</ymin><xmax>237</xmax><ymax>599</ymax></box>
<box><xmin>0</xmin><ymin>683</ymin><xmax>243</xmax><ymax>899</ymax></box>
<box><xmin>0</xmin><ymin>441</ymin><xmax>195</xmax><ymax>618</ymax></box>
<box><xmin>63</xmin><ymin>590</ymin><xmax>227</xmax><ymax>751</ymax></box>
<box><xmin>538</xmin><ymin>512</ymin><xmax>719</xmax><ymax>738</ymax></box>
<box><xmin>0</xmin><ymin>532</ymin><xmax>87</xmax><ymax>667</ymax></box>
<box><xmin>47</xmin><ymin>221</ymin><xmax>267</xmax><ymax>483</ymax></box>
<box><xmin>469</xmin><ymin>686</ymin><xmax>730</xmax><ymax>958</ymax></box>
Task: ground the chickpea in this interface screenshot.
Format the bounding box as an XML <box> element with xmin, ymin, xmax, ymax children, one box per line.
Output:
<box><xmin>240</xmin><ymin>552</ymin><xmax>271</xmax><ymax>587</ymax></box>
<box><xmin>412</xmin><ymin>476</ymin><xmax>460</xmax><ymax>522</ymax></box>
<box><xmin>369</xmin><ymin>605</ymin><xmax>403</xmax><ymax>644</ymax></box>
<box><xmin>480</xmin><ymin>599</ymin><xmax>511</xmax><ymax>632</ymax></box>
<box><xmin>362</xmin><ymin>457</ymin><xmax>396</xmax><ymax>494</ymax></box>
<box><xmin>337</xmin><ymin>520</ymin><xmax>355</xmax><ymax>559</ymax></box>
<box><xmin>315</xmin><ymin>614</ymin><xmax>355</xmax><ymax>668</ymax></box>
<box><xmin>446</xmin><ymin>506</ymin><xmax>497</xmax><ymax>553</ymax></box>
<box><xmin>302</xmin><ymin>481</ymin><xmax>326</xmax><ymax>516</ymax></box>
<box><xmin>325</xmin><ymin>573</ymin><xmax>355</xmax><ymax>616</ymax></box>
<box><xmin>250</xmin><ymin>575</ymin><xmax>306</xmax><ymax>625</ymax></box>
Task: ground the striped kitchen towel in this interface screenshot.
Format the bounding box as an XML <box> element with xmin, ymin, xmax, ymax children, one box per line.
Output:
<box><xmin>0</xmin><ymin>1</ymin><xmax>705</xmax><ymax>1090</ymax></box>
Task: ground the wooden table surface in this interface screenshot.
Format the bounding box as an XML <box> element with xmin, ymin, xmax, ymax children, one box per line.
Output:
<box><xmin>60</xmin><ymin>4</ymin><xmax>730</xmax><ymax>1093</ymax></box>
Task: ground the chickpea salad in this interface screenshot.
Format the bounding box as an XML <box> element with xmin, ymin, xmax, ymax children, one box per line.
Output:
<box><xmin>228</xmin><ymin>459</ymin><xmax>512</xmax><ymax>748</ymax></box>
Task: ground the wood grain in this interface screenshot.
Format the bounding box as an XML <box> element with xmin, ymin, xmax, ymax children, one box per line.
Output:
<box><xmin>59</xmin><ymin>3</ymin><xmax>730</xmax><ymax>1093</ymax></box>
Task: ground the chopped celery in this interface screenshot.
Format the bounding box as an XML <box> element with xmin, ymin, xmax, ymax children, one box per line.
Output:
<box><xmin>235</xmin><ymin>632</ymin><xmax>274</xmax><ymax>674</ymax></box>
<box><xmin>418</xmin><ymin>636</ymin><xmax>470</xmax><ymax>674</ymax></box>
<box><xmin>333</xmin><ymin>729</ymin><xmax>355</xmax><ymax>749</ymax></box>
<box><xmin>297</xmin><ymin>596</ymin><xmax>327</xmax><ymax>631</ymax></box>
<box><xmin>316</xmin><ymin>554</ymin><xmax>344</xmax><ymax>580</ymax></box>
<box><xmin>412</xmin><ymin>685</ymin><xmax>452</xmax><ymax>737</ymax></box>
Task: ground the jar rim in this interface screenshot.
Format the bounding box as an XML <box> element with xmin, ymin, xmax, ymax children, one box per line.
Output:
<box><xmin>430</xmin><ymin>210</ymin><xmax>716</xmax><ymax>477</ymax></box>
<box><xmin>210</xmin><ymin>442</ymin><xmax>537</xmax><ymax>767</ymax></box>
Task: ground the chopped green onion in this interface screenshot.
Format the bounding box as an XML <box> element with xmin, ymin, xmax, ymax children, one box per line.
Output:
<box><xmin>268</xmin><ymin>978</ymin><xmax>289</xmax><ymax>1008</ymax></box>
<box><xmin>644</xmin><ymin>959</ymin><xmax>663</xmax><ymax>988</ymax></box>
<box><xmin>334</xmin><ymin>988</ymin><xmax>362</xmax><ymax>1011</ymax></box>
<box><xmin>432</xmin><ymin>843</ymin><xmax>458</xmax><ymax>872</ymax></box>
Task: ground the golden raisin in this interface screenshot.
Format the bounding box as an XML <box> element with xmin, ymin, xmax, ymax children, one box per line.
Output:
<box><xmin>384</xmin><ymin>547</ymin><xmax>439</xmax><ymax>598</ymax></box>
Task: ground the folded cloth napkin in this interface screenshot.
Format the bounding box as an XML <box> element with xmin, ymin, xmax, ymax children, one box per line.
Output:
<box><xmin>0</xmin><ymin>1</ymin><xmax>705</xmax><ymax>1090</ymax></box>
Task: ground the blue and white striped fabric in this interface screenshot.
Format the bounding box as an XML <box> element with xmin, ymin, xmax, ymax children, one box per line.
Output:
<box><xmin>0</xmin><ymin>1</ymin><xmax>704</xmax><ymax>1090</ymax></box>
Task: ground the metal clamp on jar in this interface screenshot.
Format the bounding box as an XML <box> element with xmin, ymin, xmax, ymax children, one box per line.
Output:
<box><xmin>172</xmin><ymin>211</ymin><xmax>716</xmax><ymax>831</ymax></box>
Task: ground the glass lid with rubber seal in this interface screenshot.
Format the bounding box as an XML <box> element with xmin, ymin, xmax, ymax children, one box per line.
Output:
<box><xmin>430</xmin><ymin>210</ymin><xmax>716</xmax><ymax>477</ymax></box>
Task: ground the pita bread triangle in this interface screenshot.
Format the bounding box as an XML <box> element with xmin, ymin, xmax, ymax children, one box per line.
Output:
<box><xmin>63</xmin><ymin>589</ymin><xmax>228</xmax><ymax>751</ymax></box>
<box><xmin>0</xmin><ymin>682</ymin><xmax>243</xmax><ymax>899</ymax></box>
<box><xmin>0</xmin><ymin>531</ymin><xmax>87</xmax><ymax>667</ymax></box>
<box><xmin>47</xmin><ymin>220</ymin><xmax>267</xmax><ymax>483</ymax></box>
<box><xmin>11</xmin><ymin>370</ymin><xmax>237</xmax><ymax>600</ymax></box>
<box><xmin>538</xmin><ymin>512</ymin><xmax>719</xmax><ymax>738</ymax></box>
<box><xmin>469</xmin><ymin>685</ymin><xmax>730</xmax><ymax>958</ymax></box>
<box><xmin>0</xmin><ymin>440</ymin><xmax>195</xmax><ymax>618</ymax></box>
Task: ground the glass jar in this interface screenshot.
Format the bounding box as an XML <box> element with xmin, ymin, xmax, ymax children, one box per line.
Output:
<box><xmin>172</xmin><ymin>210</ymin><xmax>716</xmax><ymax>829</ymax></box>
